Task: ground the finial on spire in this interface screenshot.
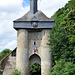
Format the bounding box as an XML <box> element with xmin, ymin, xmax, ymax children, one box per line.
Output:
<box><xmin>30</xmin><ymin>0</ymin><xmax>38</xmax><ymax>14</ymax></box>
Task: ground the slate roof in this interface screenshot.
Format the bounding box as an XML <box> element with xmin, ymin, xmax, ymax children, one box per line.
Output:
<box><xmin>14</xmin><ymin>11</ymin><xmax>54</xmax><ymax>22</ymax></box>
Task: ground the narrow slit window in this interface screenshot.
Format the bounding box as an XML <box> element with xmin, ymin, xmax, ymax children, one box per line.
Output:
<box><xmin>34</xmin><ymin>42</ymin><xmax>36</xmax><ymax>45</ymax></box>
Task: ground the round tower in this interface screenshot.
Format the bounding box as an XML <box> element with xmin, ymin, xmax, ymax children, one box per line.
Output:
<box><xmin>16</xmin><ymin>29</ymin><xmax>29</xmax><ymax>75</ymax></box>
<box><xmin>41</xmin><ymin>30</ymin><xmax>52</xmax><ymax>75</ymax></box>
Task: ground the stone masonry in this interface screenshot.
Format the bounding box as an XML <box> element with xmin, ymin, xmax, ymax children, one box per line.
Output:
<box><xmin>0</xmin><ymin>0</ymin><xmax>55</xmax><ymax>75</ymax></box>
<box><xmin>15</xmin><ymin>29</ymin><xmax>53</xmax><ymax>75</ymax></box>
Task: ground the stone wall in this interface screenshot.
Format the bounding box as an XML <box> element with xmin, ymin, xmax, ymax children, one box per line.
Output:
<box><xmin>2</xmin><ymin>29</ymin><xmax>52</xmax><ymax>75</ymax></box>
<box><xmin>41</xmin><ymin>29</ymin><xmax>52</xmax><ymax>75</ymax></box>
<box><xmin>3</xmin><ymin>54</ymin><xmax>16</xmax><ymax>75</ymax></box>
<box><xmin>29</xmin><ymin>30</ymin><xmax>42</xmax><ymax>57</ymax></box>
<box><xmin>16</xmin><ymin>29</ymin><xmax>29</xmax><ymax>75</ymax></box>
<box><xmin>28</xmin><ymin>29</ymin><xmax>52</xmax><ymax>75</ymax></box>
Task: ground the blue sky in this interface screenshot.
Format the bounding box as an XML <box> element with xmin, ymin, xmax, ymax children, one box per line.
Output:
<box><xmin>22</xmin><ymin>0</ymin><xmax>29</xmax><ymax>7</ymax></box>
<box><xmin>0</xmin><ymin>0</ymin><xmax>69</xmax><ymax>52</ymax></box>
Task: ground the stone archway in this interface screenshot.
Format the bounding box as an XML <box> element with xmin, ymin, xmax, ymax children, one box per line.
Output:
<box><xmin>29</xmin><ymin>54</ymin><xmax>41</xmax><ymax>75</ymax></box>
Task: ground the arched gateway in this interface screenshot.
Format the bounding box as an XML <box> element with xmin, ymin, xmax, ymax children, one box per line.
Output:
<box><xmin>29</xmin><ymin>54</ymin><xmax>41</xmax><ymax>75</ymax></box>
<box><xmin>0</xmin><ymin>0</ymin><xmax>55</xmax><ymax>75</ymax></box>
<box><xmin>29</xmin><ymin>54</ymin><xmax>41</xmax><ymax>68</ymax></box>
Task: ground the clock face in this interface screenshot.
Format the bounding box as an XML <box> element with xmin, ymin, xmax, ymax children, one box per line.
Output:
<box><xmin>32</xmin><ymin>22</ymin><xmax>38</xmax><ymax>28</ymax></box>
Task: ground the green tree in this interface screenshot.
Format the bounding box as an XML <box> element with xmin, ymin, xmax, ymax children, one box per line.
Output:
<box><xmin>49</xmin><ymin>0</ymin><xmax>75</xmax><ymax>64</ymax></box>
<box><xmin>30</xmin><ymin>63</ymin><xmax>41</xmax><ymax>75</ymax></box>
<box><xmin>49</xmin><ymin>24</ymin><xmax>69</xmax><ymax>64</ymax></box>
<box><xmin>50</xmin><ymin>60</ymin><xmax>75</xmax><ymax>75</ymax></box>
<box><xmin>0</xmin><ymin>49</ymin><xmax>11</xmax><ymax>61</ymax></box>
<box><xmin>62</xmin><ymin>9</ymin><xmax>75</xmax><ymax>62</ymax></box>
<box><xmin>68</xmin><ymin>0</ymin><xmax>75</xmax><ymax>10</ymax></box>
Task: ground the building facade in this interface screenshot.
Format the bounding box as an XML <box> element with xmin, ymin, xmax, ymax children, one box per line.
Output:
<box><xmin>0</xmin><ymin>0</ymin><xmax>55</xmax><ymax>75</ymax></box>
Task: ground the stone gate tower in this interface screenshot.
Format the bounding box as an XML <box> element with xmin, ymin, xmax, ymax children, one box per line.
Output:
<box><xmin>13</xmin><ymin>0</ymin><xmax>55</xmax><ymax>75</ymax></box>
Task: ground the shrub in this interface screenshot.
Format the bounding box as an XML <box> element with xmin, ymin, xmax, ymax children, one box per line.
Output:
<box><xmin>30</xmin><ymin>63</ymin><xmax>41</xmax><ymax>75</ymax></box>
<box><xmin>50</xmin><ymin>60</ymin><xmax>75</xmax><ymax>75</ymax></box>
<box><xmin>0</xmin><ymin>70</ymin><xmax>3</xmax><ymax>75</ymax></box>
<box><xmin>11</xmin><ymin>69</ymin><xmax>21</xmax><ymax>75</ymax></box>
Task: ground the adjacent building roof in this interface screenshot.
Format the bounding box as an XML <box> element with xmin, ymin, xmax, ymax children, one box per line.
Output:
<box><xmin>14</xmin><ymin>11</ymin><xmax>54</xmax><ymax>22</ymax></box>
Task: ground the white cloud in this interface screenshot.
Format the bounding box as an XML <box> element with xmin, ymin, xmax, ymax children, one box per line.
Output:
<box><xmin>0</xmin><ymin>0</ymin><xmax>22</xmax><ymax>12</ymax></box>
<box><xmin>0</xmin><ymin>0</ymin><xmax>29</xmax><ymax>51</ymax></box>
<box><xmin>0</xmin><ymin>0</ymin><xmax>69</xmax><ymax>52</ymax></box>
<box><xmin>38</xmin><ymin>0</ymin><xmax>69</xmax><ymax>17</ymax></box>
<box><xmin>5</xmin><ymin>40</ymin><xmax>17</xmax><ymax>50</ymax></box>
<box><xmin>0</xmin><ymin>40</ymin><xmax>17</xmax><ymax>51</ymax></box>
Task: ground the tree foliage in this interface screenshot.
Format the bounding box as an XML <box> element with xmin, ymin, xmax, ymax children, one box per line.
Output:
<box><xmin>0</xmin><ymin>49</ymin><xmax>11</xmax><ymax>61</ymax></box>
<box><xmin>49</xmin><ymin>0</ymin><xmax>75</xmax><ymax>74</ymax></box>
<box><xmin>30</xmin><ymin>63</ymin><xmax>41</xmax><ymax>75</ymax></box>
<box><xmin>49</xmin><ymin>0</ymin><xmax>75</xmax><ymax>64</ymax></box>
<box><xmin>50</xmin><ymin>60</ymin><xmax>75</xmax><ymax>75</ymax></box>
<box><xmin>62</xmin><ymin>9</ymin><xmax>75</xmax><ymax>60</ymax></box>
<box><xmin>11</xmin><ymin>69</ymin><xmax>21</xmax><ymax>75</ymax></box>
<box><xmin>0</xmin><ymin>70</ymin><xmax>3</xmax><ymax>75</ymax></box>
